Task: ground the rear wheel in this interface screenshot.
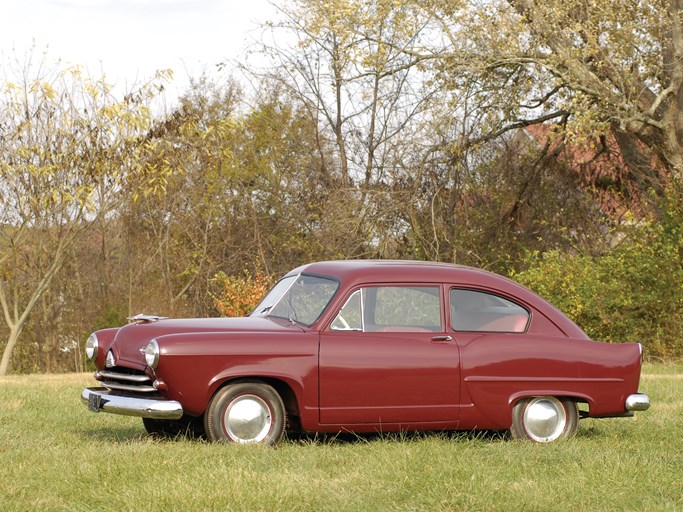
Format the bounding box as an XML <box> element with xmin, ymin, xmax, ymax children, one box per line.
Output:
<box><xmin>204</xmin><ymin>382</ymin><xmax>286</xmax><ymax>445</ymax></box>
<box><xmin>510</xmin><ymin>396</ymin><xmax>578</xmax><ymax>443</ymax></box>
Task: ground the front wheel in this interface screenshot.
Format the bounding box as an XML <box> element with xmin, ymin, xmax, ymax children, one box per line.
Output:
<box><xmin>204</xmin><ymin>382</ymin><xmax>286</xmax><ymax>445</ymax></box>
<box><xmin>510</xmin><ymin>396</ymin><xmax>578</xmax><ymax>443</ymax></box>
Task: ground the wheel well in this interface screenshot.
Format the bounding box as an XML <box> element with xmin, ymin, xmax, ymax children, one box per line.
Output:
<box><xmin>216</xmin><ymin>377</ymin><xmax>302</xmax><ymax>429</ymax></box>
<box><xmin>511</xmin><ymin>394</ymin><xmax>587</xmax><ymax>407</ymax></box>
<box><xmin>510</xmin><ymin>395</ymin><xmax>589</xmax><ymax>418</ymax></box>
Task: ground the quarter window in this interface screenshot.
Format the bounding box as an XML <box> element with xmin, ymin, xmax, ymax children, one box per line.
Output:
<box><xmin>450</xmin><ymin>289</ymin><xmax>529</xmax><ymax>333</ymax></box>
<box><xmin>330</xmin><ymin>290</ymin><xmax>363</xmax><ymax>331</ymax></box>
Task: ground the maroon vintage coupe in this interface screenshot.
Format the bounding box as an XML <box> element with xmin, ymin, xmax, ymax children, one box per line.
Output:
<box><xmin>82</xmin><ymin>260</ymin><xmax>649</xmax><ymax>444</ymax></box>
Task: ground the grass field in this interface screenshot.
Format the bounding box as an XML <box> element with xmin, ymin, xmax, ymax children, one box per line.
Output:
<box><xmin>1</xmin><ymin>364</ymin><xmax>682</xmax><ymax>511</ymax></box>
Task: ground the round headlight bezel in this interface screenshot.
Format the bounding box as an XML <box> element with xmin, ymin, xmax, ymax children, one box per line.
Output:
<box><xmin>145</xmin><ymin>339</ymin><xmax>160</xmax><ymax>369</ymax></box>
<box><xmin>85</xmin><ymin>333</ymin><xmax>99</xmax><ymax>361</ymax></box>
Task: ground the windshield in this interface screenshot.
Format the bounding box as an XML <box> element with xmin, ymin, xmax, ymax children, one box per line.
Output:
<box><xmin>251</xmin><ymin>274</ymin><xmax>339</xmax><ymax>326</ymax></box>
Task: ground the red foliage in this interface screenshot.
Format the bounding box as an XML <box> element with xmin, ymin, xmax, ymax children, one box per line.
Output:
<box><xmin>212</xmin><ymin>271</ymin><xmax>273</xmax><ymax>317</ymax></box>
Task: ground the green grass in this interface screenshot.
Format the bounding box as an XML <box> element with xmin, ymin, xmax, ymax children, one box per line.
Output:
<box><xmin>1</xmin><ymin>364</ymin><xmax>682</xmax><ymax>511</ymax></box>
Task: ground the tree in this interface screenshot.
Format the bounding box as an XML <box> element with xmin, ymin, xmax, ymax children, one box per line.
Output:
<box><xmin>246</xmin><ymin>0</ymin><xmax>611</xmax><ymax>268</ymax></box>
<box><xmin>0</xmin><ymin>52</ymin><xmax>167</xmax><ymax>375</ymax></box>
<box><xmin>121</xmin><ymin>75</ymin><xmax>375</xmax><ymax>320</ymax></box>
<box><xmin>406</xmin><ymin>0</ymin><xmax>682</xmax><ymax>211</ymax></box>
<box><xmin>118</xmin><ymin>76</ymin><xmax>244</xmax><ymax>316</ymax></box>
<box><xmin>256</xmin><ymin>1</ymin><xmax>434</xmax><ymax>186</ymax></box>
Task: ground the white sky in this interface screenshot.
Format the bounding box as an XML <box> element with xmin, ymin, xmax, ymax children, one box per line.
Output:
<box><xmin>1</xmin><ymin>0</ymin><xmax>278</xmax><ymax>97</ymax></box>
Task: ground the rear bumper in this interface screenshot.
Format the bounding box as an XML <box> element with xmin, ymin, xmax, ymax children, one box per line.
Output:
<box><xmin>625</xmin><ymin>393</ymin><xmax>650</xmax><ymax>412</ymax></box>
<box><xmin>82</xmin><ymin>387</ymin><xmax>184</xmax><ymax>420</ymax></box>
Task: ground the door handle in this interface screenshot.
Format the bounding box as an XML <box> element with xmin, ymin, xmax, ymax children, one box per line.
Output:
<box><xmin>430</xmin><ymin>335</ymin><xmax>453</xmax><ymax>342</ymax></box>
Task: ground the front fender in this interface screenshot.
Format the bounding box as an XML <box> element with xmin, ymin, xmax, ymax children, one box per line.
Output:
<box><xmin>91</xmin><ymin>328</ymin><xmax>120</xmax><ymax>370</ymax></box>
<box><xmin>151</xmin><ymin>331</ymin><xmax>319</xmax><ymax>417</ymax></box>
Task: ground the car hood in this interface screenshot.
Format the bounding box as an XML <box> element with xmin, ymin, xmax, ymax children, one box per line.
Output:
<box><xmin>109</xmin><ymin>316</ymin><xmax>304</xmax><ymax>366</ymax></box>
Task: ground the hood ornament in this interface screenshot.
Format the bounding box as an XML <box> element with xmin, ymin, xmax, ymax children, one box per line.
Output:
<box><xmin>127</xmin><ymin>314</ymin><xmax>168</xmax><ymax>324</ymax></box>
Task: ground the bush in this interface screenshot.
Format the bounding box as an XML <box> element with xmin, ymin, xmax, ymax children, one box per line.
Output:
<box><xmin>513</xmin><ymin>221</ymin><xmax>683</xmax><ymax>358</ymax></box>
<box><xmin>211</xmin><ymin>271</ymin><xmax>273</xmax><ymax>318</ymax></box>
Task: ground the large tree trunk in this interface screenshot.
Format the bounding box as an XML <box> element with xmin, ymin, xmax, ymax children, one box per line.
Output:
<box><xmin>612</xmin><ymin>130</ymin><xmax>665</xmax><ymax>201</ymax></box>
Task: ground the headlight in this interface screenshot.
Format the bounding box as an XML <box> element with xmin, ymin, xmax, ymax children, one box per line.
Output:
<box><xmin>145</xmin><ymin>339</ymin><xmax>160</xmax><ymax>369</ymax></box>
<box><xmin>85</xmin><ymin>333</ymin><xmax>99</xmax><ymax>361</ymax></box>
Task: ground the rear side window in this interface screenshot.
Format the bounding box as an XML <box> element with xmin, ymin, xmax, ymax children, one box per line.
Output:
<box><xmin>450</xmin><ymin>289</ymin><xmax>529</xmax><ymax>333</ymax></box>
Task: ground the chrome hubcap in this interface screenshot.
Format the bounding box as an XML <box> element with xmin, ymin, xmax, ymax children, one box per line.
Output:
<box><xmin>522</xmin><ymin>397</ymin><xmax>567</xmax><ymax>443</ymax></box>
<box><xmin>223</xmin><ymin>395</ymin><xmax>272</xmax><ymax>443</ymax></box>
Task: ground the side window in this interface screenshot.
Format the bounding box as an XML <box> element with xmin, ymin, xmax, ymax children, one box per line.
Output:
<box><xmin>450</xmin><ymin>289</ymin><xmax>529</xmax><ymax>333</ymax></box>
<box><xmin>331</xmin><ymin>286</ymin><xmax>441</xmax><ymax>332</ymax></box>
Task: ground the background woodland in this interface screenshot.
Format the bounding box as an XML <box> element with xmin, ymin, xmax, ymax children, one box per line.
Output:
<box><xmin>2</xmin><ymin>0</ymin><xmax>683</xmax><ymax>374</ymax></box>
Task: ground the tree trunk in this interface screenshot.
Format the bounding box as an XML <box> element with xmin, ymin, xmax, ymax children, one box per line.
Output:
<box><xmin>0</xmin><ymin>326</ymin><xmax>22</xmax><ymax>376</ymax></box>
<box><xmin>612</xmin><ymin>130</ymin><xmax>665</xmax><ymax>205</ymax></box>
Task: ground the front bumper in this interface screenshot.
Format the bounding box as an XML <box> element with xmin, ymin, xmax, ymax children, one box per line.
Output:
<box><xmin>625</xmin><ymin>393</ymin><xmax>650</xmax><ymax>412</ymax></box>
<box><xmin>82</xmin><ymin>387</ymin><xmax>184</xmax><ymax>420</ymax></box>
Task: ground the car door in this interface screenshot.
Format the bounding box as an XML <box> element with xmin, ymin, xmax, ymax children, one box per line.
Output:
<box><xmin>318</xmin><ymin>285</ymin><xmax>461</xmax><ymax>425</ymax></box>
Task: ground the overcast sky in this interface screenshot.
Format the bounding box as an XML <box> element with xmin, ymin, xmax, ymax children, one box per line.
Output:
<box><xmin>1</xmin><ymin>0</ymin><xmax>277</xmax><ymax>96</ymax></box>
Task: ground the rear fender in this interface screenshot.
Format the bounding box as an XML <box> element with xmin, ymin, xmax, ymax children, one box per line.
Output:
<box><xmin>460</xmin><ymin>334</ymin><xmax>642</xmax><ymax>428</ymax></box>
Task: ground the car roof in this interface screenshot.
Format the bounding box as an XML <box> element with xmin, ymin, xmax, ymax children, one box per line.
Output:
<box><xmin>289</xmin><ymin>260</ymin><xmax>514</xmax><ymax>288</ymax></box>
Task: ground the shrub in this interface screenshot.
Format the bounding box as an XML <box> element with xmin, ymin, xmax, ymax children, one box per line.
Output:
<box><xmin>211</xmin><ymin>271</ymin><xmax>274</xmax><ymax>317</ymax></box>
<box><xmin>513</xmin><ymin>221</ymin><xmax>683</xmax><ymax>358</ymax></box>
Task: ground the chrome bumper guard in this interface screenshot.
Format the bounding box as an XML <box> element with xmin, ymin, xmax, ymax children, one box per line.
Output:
<box><xmin>82</xmin><ymin>387</ymin><xmax>183</xmax><ymax>420</ymax></box>
<box><xmin>625</xmin><ymin>393</ymin><xmax>650</xmax><ymax>412</ymax></box>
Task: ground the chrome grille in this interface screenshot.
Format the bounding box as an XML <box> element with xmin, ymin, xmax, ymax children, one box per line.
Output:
<box><xmin>95</xmin><ymin>369</ymin><xmax>156</xmax><ymax>393</ymax></box>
